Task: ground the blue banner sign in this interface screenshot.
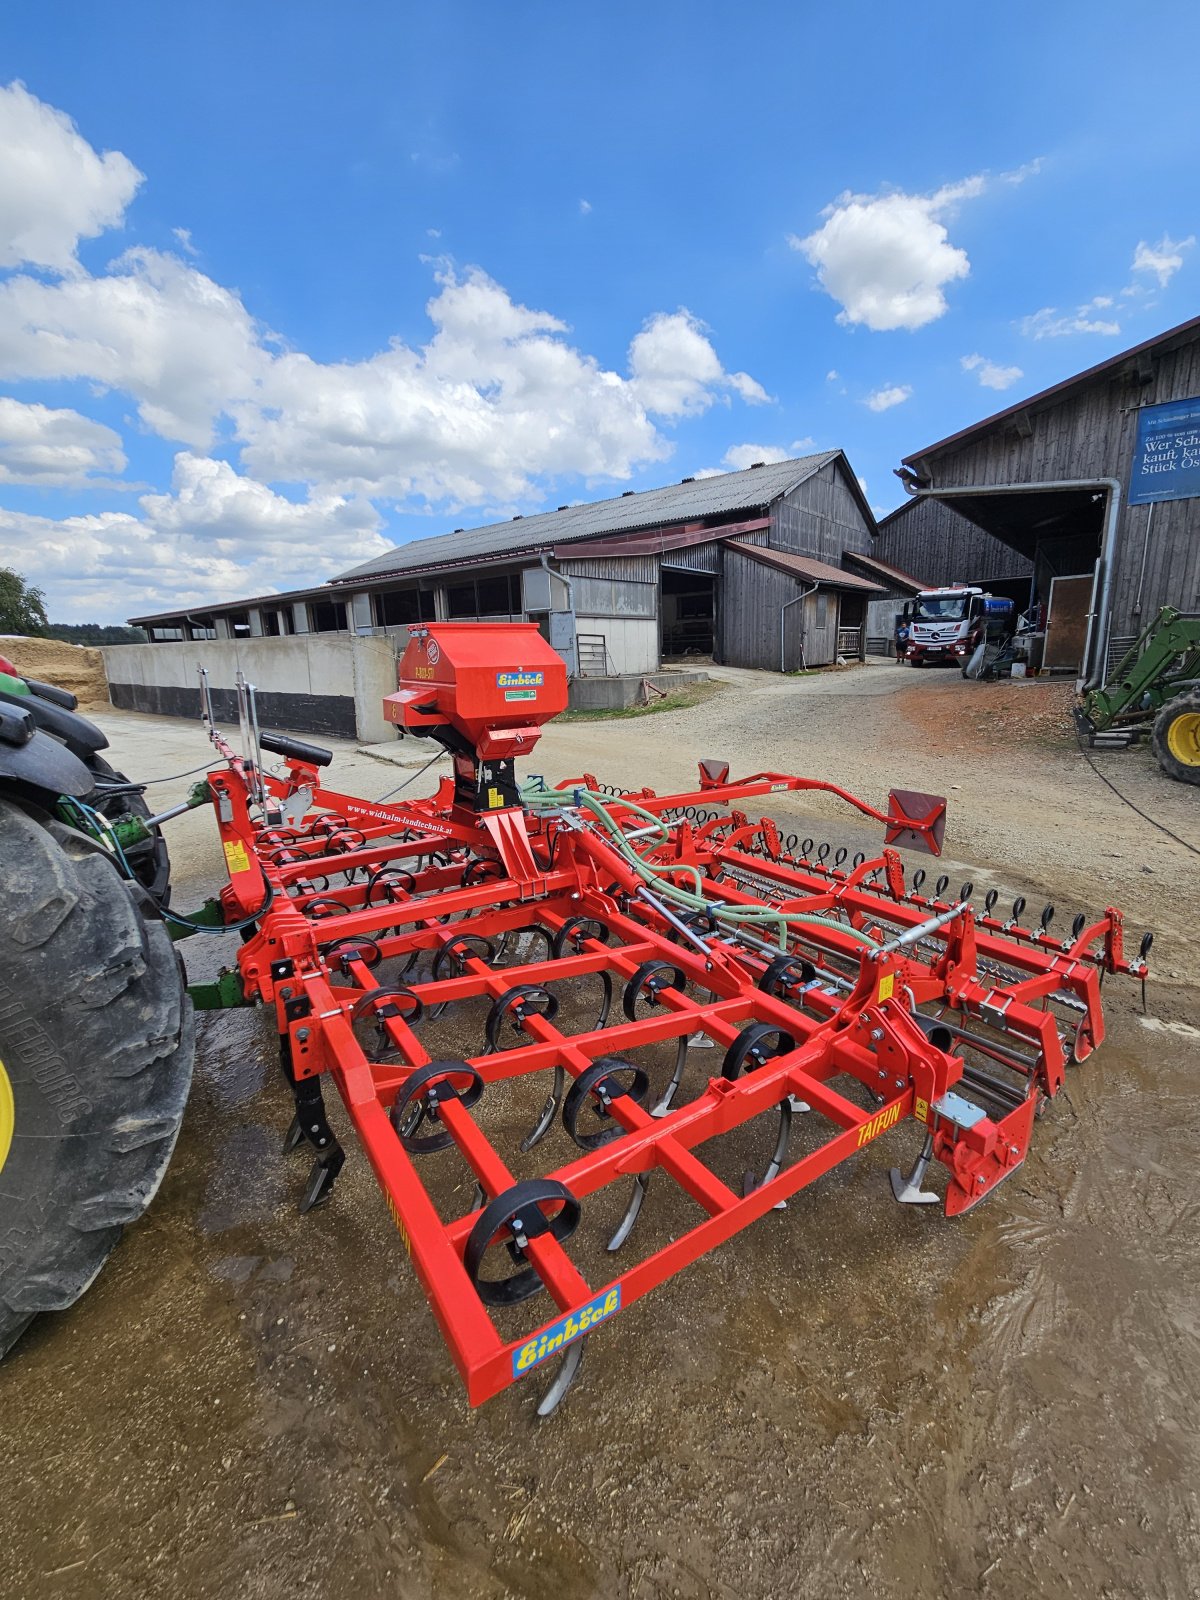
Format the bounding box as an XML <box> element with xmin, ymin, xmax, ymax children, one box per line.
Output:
<box><xmin>1128</xmin><ymin>395</ymin><xmax>1200</xmax><ymax>505</ymax></box>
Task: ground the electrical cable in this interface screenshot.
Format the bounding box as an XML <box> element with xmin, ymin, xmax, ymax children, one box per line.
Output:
<box><xmin>87</xmin><ymin>759</ymin><xmax>218</xmax><ymax>793</ymax></box>
<box><xmin>1075</xmin><ymin>736</ymin><xmax>1200</xmax><ymax>859</ymax></box>
<box><xmin>376</xmin><ymin>750</ymin><xmax>445</xmax><ymax>802</ymax></box>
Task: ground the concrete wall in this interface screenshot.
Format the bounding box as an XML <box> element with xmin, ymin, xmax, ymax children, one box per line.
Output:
<box><xmin>102</xmin><ymin>633</ymin><xmax>398</xmax><ymax>743</ymax></box>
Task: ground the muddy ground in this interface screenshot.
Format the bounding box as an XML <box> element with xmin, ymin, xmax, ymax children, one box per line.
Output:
<box><xmin>4</xmin><ymin>662</ymin><xmax>1198</xmax><ymax>1599</ymax></box>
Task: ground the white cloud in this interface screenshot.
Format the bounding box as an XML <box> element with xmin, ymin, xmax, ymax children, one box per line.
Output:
<box><xmin>961</xmin><ymin>353</ymin><xmax>1024</xmax><ymax>391</ymax></box>
<box><xmin>1020</xmin><ymin>307</ymin><xmax>1121</xmax><ymax>339</ymax></box>
<box><xmin>0</xmin><ymin>86</ymin><xmax>770</xmax><ymax>617</ymax></box>
<box><xmin>0</xmin><ymin>81</ymin><xmax>142</xmax><ymax>273</ymax></box>
<box><xmin>825</xmin><ymin>370</ymin><xmax>838</xmax><ymax>382</ymax></box>
<box><xmin>0</xmin><ymin>247</ymin><xmax>268</xmax><ymax>446</ymax></box>
<box><xmin>790</xmin><ymin>436</ymin><xmax>817</xmax><ymax>452</ymax></box>
<box><xmin>0</xmin><ymin>397</ymin><xmax>126</xmax><ymax>485</ymax></box>
<box><xmin>721</xmin><ymin>444</ymin><xmax>792</xmax><ymax>471</ymax></box>
<box><xmin>579</xmin><ymin>199</ymin><xmax>592</xmax><ymax>215</ymax></box>
<box><xmin>628</xmin><ymin>309</ymin><xmax>762</xmax><ymax>418</ymax></box>
<box><xmin>791</xmin><ymin>175</ymin><xmax>986</xmax><ymax>331</ymax></box>
<box><xmin>171</xmin><ymin>226</ymin><xmax>198</xmax><ymax>257</ymax></box>
<box><xmin>1131</xmin><ymin>233</ymin><xmax>1194</xmax><ymax>288</ymax></box>
<box><xmin>0</xmin><ymin>453</ymin><xmax>387</xmax><ymax>620</ymax></box>
<box><xmin>864</xmin><ymin>384</ymin><xmax>912</xmax><ymax>412</ymax></box>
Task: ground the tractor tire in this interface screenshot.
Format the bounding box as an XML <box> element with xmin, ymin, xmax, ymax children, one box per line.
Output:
<box><xmin>0</xmin><ymin>796</ymin><xmax>194</xmax><ymax>1359</ymax></box>
<box><xmin>1150</xmin><ymin>693</ymin><xmax>1200</xmax><ymax>786</ymax></box>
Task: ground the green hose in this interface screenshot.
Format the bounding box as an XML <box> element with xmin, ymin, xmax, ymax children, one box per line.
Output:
<box><xmin>520</xmin><ymin>779</ymin><xmax>878</xmax><ymax>953</ymax></box>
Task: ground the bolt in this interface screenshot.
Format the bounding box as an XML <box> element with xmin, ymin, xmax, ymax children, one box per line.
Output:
<box><xmin>877</xmin><ymin>1069</ymin><xmax>887</xmax><ymax>1080</ymax></box>
<box><xmin>870</xmin><ymin>1028</ymin><xmax>884</xmax><ymax>1042</ymax></box>
<box><xmin>296</xmin><ymin>1027</ymin><xmax>310</xmax><ymax>1042</ymax></box>
<box><xmin>280</xmin><ymin>985</ymin><xmax>293</xmax><ymax>1000</ymax></box>
<box><xmin>894</xmin><ymin>1078</ymin><xmax>904</xmax><ymax>1089</ymax></box>
<box><xmin>977</xmin><ymin>1175</ymin><xmax>986</xmax><ymax>1186</ymax></box>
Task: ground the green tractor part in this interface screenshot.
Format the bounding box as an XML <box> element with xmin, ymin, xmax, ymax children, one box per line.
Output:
<box><xmin>1077</xmin><ymin>607</ymin><xmax>1200</xmax><ymax>786</ymax></box>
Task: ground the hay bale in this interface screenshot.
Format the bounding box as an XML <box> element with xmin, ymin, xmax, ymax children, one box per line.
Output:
<box><xmin>0</xmin><ymin>636</ymin><xmax>110</xmax><ymax>711</ymax></box>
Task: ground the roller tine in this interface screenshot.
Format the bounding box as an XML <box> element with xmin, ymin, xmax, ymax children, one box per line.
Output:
<box><xmin>607</xmin><ymin>1172</ymin><xmax>651</xmax><ymax>1252</ymax></box>
<box><xmin>520</xmin><ymin>1064</ymin><xmax>566</xmax><ymax>1152</ymax></box>
<box><xmin>468</xmin><ymin>1181</ymin><xmax>485</xmax><ymax>1213</ymax></box>
<box><xmin>536</xmin><ymin>1335</ymin><xmax>586</xmax><ymax>1419</ymax></box>
<box><xmin>651</xmin><ymin>1034</ymin><xmax>690</xmax><ymax>1116</ymax></box>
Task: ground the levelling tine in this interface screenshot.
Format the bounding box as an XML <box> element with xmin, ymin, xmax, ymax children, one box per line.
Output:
<box><xmin>536</xmin><ymin>1336</ymin><xmax>586</xmax><ymax>1419</ymax></box>
<box><xmin>607</xmin><ymin>1172</ymin><xmax>651</xmax><ymax>1252</ymax></box>
<box><xmin>520</xmin><ymin>1064</ymin><xmax>566</xmax><ymax>1152</ymax></box>
<box><xmin>889</xmin><ymin>1131</ymin><xmax>939</xmax><ymax>1206</ymax></box>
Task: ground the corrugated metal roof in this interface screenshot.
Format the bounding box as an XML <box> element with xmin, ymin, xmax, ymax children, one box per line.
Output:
<box><xmin>333</xmin><ymin>452</ymin><xmax>839</xmax><ymax>584</ymax></box>
<box><xmin>726</xmin><ymin>542</ymin><xmax>884</xmax><ymax>593</ymax></box>
<box><xmin>843</xmin><ymin>550</ymin><xmax>927</xmax><ymax>591</ymax></box>
<box><xmin>129</xmin><ymin>582</ymin><xmax>341</xmax><ymax>626</ymax></box>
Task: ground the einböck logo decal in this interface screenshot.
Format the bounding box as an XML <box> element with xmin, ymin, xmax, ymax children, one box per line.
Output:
<box><xmin>512</xmin><ymin>1287</ymin><xmax>620</xmax><ymax>1377</ymax></box>
<box><xmin>496</xmin><ymin>670</ymin><xmax>543</xmax><ymax>689</ymax></box>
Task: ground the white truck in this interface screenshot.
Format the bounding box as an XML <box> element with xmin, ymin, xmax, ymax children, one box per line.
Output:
<box><xmin>899</xmin><ymin>586</ymin><xmax>1015</xmax><ymax>668</ymax></box>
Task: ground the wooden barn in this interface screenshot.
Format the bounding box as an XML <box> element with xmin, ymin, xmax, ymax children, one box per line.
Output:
<box><xmin>895</xmin><ymin>314</ymin><xmax>1200</xmax><ymax>681</ymax></box>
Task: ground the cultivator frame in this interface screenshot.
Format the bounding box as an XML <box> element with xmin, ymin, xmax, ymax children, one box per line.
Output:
<box><xmin>187</xmin><ymin>626</ymin><xmax>1149</xmax><ymax>1411</ymax></box>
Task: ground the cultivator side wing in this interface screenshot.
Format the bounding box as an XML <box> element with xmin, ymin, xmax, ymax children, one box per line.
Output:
<box><xmin>188</xmin><ymin>624</ymin><xmax>1149</xmax><ymax>1412</ymax></box>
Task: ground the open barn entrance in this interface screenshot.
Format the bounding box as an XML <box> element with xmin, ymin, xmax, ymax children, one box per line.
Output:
<box><xmin>661</xmin><ymin>566</ymin><xmax>716</xmax><ymax>660</ymax></box>
<box><xmin>934</xmin><ymin>486</ymin><xmax>1107</xmax><ymax>675</ymax></box>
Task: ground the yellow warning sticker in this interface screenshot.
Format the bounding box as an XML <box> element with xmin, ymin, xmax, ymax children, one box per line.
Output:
<box><xmin>877</xmin><ymin>972</ymin><xmax>895</xmax><ymax>1002</ymax></box>
<box><xmin>487</xmin><ymin>786</ymin><xmax>505</xmax><ymax>809</ymax></box>
<box><xmin>915</xmin><ymin>1096</ymin><xmax>929</xmax><ymax>1123</ymax></box>
<box><xmin>223</xmin><ymin>839</ymin><xmax>251</xmax><ymax>874</ymax></box>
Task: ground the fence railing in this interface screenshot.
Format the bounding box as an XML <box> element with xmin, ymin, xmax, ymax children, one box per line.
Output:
<box><xmin>837</xmin><ymin>626</ymin><xmax>864</xmax><ymax>658</ymax></box>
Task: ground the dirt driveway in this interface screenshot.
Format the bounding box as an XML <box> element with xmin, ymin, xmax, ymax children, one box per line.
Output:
<box><xmin>4</xmin><ymin>662</ymin><xmax>1198</xmax><ymax>1600</ymax></box>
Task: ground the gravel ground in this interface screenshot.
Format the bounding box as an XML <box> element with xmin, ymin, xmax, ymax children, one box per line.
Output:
<box><xmin>3</xmin><ymin>661</ymin><xmax>1197</xmax><ymax>1600</ymax></box>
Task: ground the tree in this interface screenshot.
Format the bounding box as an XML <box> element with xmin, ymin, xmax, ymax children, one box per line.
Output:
<box><xmin>0</xmin><ymin>568</ymin><xmax>49</xmax><ymax>638</ymax></box>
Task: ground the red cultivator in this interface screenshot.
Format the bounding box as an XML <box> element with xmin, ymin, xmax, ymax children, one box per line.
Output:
<box><xmin>193</xmin><ymin>624</ymin><xmax>1149</xmax><ymax>1412</ymax></box>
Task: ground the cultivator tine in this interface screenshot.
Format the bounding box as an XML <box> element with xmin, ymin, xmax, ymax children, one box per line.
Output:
<box><xmin>536</xmin><ymin>1335</ymin><xmax>586</xmax><ymax>1419</ymax></box>
<box><xmin>607</xmin><ymin>1173</ymin><xmax>651</xmax><ymax>1252</ymax></box>
<box><xmin>300</xmin><ymin>1146</ymin><xmax>346</xmax><ymax>1213</ymax></box>
<box><xmin>889</xmin><ymin>1131</ymin><xmax>939</xmax><ymax>1206</ymax></box>
<box><xmin>651</xmin><ymin>1034</ymin><xmax>690</xmax><ymax>1116</ymax></box>
<box><xmin>520</xmin><ymin>1064</ymin><xmax>566</xmax><ymax>1152</ymax></box>
<box><xmin>282</xmin><ymin>1115</ymin><xmax>306</xmax><ymax>1154</ymax></box>
<box><xmin>743</xmin><ymin>1099</ymin><xmax>793</xmax><ymax>1212</ymax></box>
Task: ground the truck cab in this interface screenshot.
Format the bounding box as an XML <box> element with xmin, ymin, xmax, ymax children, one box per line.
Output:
<box><xmin>905</xmin><ymin>587</ymin><xmax>1005</xmax><ymax>667</ymax></box>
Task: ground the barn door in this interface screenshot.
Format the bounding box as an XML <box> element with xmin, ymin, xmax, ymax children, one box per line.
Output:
<box><xmin>1043</xmin><ymin>574</ymin><xmax>1094</xmax><ymax>671</ymax></box>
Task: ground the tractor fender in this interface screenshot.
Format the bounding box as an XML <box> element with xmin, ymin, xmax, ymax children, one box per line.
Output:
<box><xmin>0</xmin><ymin>704</ymin><xmax>94</xmax><ymax>798</ymax></box>
<box><xmin>0</xmin><ymin>686</ymin><xmax>108</xmax><ymax>760</ymax></box>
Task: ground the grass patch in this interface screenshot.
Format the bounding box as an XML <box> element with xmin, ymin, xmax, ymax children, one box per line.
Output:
<box><xmin>558</xmin><ymin>678</ymin><xmax>725</xmax><ymax>722</ymax></box>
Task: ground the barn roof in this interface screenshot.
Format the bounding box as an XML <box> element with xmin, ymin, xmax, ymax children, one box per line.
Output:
<box><xmin>901</xmin><ymin>312</ymin><xmax>1200</xmax><ymax>468</ymax></box>
<box><xmin>727</xmin><ymin>543</ymin><xmax>883</xmax><ymax>592</ymax></box>
<box><xmin>333</xmin><ymin>452</ymin><xmax>843</xmax><ymax>584</ymax></box>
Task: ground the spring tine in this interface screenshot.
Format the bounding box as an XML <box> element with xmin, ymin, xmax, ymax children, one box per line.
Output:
<box><xmin>959</xmin><ymin>881</ymin><xmax>974</xmax><ymax>903</ymax></box>
<box><xmin>651</xmin><ymin>1034</ymin><xmax>690</xmax><ymax>1116</ymax></box>
<box><xmin>911</xmin><ymin>868</ymin><xmax>926</xmax><ymax>895</ymax></box>
<box><xmin>816</xmin><ymin>841</ymin><xmax>830</xmax><ymax>863</ymax></box>
<box><xmin>536</xmin><ymin>1335</ymin><xmax>586</xmax><ymax>1419</ymax></box>
<box><xmin>1072</xmin><ymin>912</ymin><xmax>1087</xmax><ymax>939</ymax></box>
<box><xmin>1011</xmin><ymin>896</ymin><xmax>1026</xmax><ymax>923</ymax></box>
<box><xmin>1040</xmin><ymin>904</ymin><xmax>1055</xmax><ymax>931</ymax></box>
<box><xmin>834</xmin><ymin>846</ymin><xmax>848</xmax><ymax>868</ymax></box>
<box><xmin>935</xmin><ymin>874</ymin><xmax>949</xmax><ymax>898</ymax></box>
<box><xmin>520</xmin><ymin>1064</ymin><xmax>566</xmax><ymax>1152</ymax></box>
<box><xmin>743</xmin><ymin>1100</ymin><xmax>792</xmax><ymax>1211</ymax></box>
<box><xmin>984</xmin><ymin>888</ymin><xmax>998</xmax><ymax>914</ymax></box>
<box><xmin>801</xmin><ymin>838</ymin><xmax>814</xmax><ymax>858</ymax></box>
<box><xmin>607</xmin><ymin>1172</ymin><xmax>651</xmax><ymax>1252</ymax></box>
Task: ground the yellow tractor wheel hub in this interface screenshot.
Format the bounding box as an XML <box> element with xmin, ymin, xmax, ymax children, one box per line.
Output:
<box><xmin>1166</xmin><ymin>710</ymin><xmax>1200</xmax><ymax>767</ymax></box>
<box><xmin>0</xmin><ymin>1057</ymin><xmax>12</xmax><ymax>1176</ymax></box>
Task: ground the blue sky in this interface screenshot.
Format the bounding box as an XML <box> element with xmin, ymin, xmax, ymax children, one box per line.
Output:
<box><xmin>0</xmin><ymin>0</ymin><xmax>1196</xmax><ymax>620</ymax></box>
